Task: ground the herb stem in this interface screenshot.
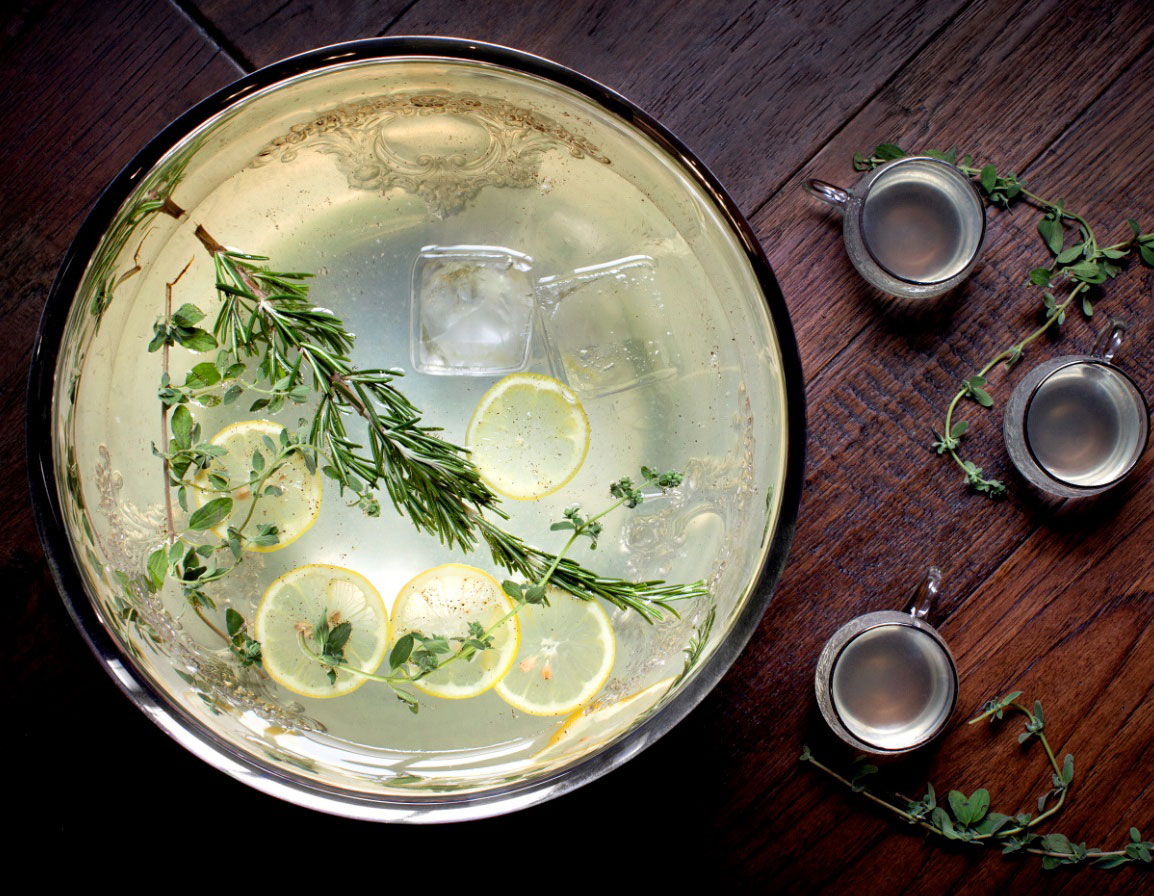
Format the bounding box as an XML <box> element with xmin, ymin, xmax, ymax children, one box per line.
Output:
<box><xmin>297</xmin><ymin>632</ymin><xmax>394</xmax><ymax>684</ymax></box>
<box><xmin>800</xmin><ymin>752</ymin><xmax>943</xmax><ymax>836</ymax></box>
<box><xmin>160</xmin><ymin>259</ymin><xmax>194</xmax><ymax>544</ymax></box>
<box><xmin>537</xmin><ymin>529</ymin><xmax>584</xmax><ymax>587</ymax></box>
<box><xmin>194</xmin><ymin>604</ymin><xmax>228</xmax><ymax>643</ymax></box>
<box><xmin>231</xmin><ymin>444</ymin><xmax>297</xmax><ymax>536</ymax></box>
<box><xmin>965</xmin><ymin>699</ymin><xmax>1068</xmax><ymax>838</ymax></box>
<box><xmin>298</xmin><ymin>601</ymin><xmax>511</xmax><ymax>687</ymax></box>
<box><xmin>159</xmin><ymin>196</ymin><xmax>185</xmax><ymax>220</ymax></box>
<box><xmin>801</xmin><ymin>693</ymin><xmax>1154</xmax><ymax>870</ymax></box>
<box><xmin>161</xmin><ymin>302</ymin><xmax>175</xmax><ymax>541</ymax></box>
<box><xmin>940</xmin><ymin>280</ymin><xmax>1087</xmax><ymax>483</ymax></box>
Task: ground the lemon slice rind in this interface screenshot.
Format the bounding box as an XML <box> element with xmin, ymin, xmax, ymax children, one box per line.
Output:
<box><xmin>494</xmin><ymin>589</ymin><xmax>616</xmax><ymax>717</ymax></box>
<box><xmin>532</xmin><ymin>676</ymin><xmax>676</xmax><ymax>764</ymax></box>
<box><xmin>465</xmin><ymin>373</ymin><xmax>590</xmax><ymax>501</ymax></box>
<box><xmin>193</xmin><ymin>419</ymin><xmax>321</xmax><ymax>552</ymax></box>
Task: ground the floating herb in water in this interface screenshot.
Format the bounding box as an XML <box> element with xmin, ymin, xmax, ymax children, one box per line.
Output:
<box><xmin>164</xmin><ymin>222</ymin><xmax>706</xmax><ymax>624</ymax></box>
<box><xmin>140</xmin><ymin>201</ymin><xmax>708</xmax><ymax>717</ymax></box>
<box><xmin>298</xmin><ymin>467</ymin><xmax>687</xmax><ymax>713</ymax></box>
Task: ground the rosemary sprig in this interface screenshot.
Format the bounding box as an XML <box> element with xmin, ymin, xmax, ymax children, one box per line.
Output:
<box><xmin>802</xmin><ymin>693</ymin><xmax>1153</xmax><ymax>870</ymax></box>
<box><xmin>853</xmin><ymin>144</ymin><xmax>1154</xmax><ymax>497</ymax></box>
<box><xmin>184</xmin><ymin>229</ymin><xmax>706</xmax><ymax>621</ymax></box>
<box><xmin>144</xmin><ymin>222</ymin><xmax>707</xmax><ymax>674</ymax></box>
<box><xmin>301</xmin><ymin>468</ymin><xmax>688</xmax><ymax>712</ymax></box>
<box><xmin>674</xmin><ymin>602</ymin><xmax>716</xmax><ymax>687</ymax></box>
<box><xmin>196</xmin><ymin>225</ymin><xmax>498</xmax><ymax>537</ymax></box>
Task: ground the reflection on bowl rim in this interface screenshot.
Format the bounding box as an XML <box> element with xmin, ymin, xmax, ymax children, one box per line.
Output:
<box><xmin>26</xmin><ymin>36</ymin><xmax>806</xmax><ymax>822</ymax></box>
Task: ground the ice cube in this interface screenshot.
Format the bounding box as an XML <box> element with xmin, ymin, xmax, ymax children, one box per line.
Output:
<box><xmin>536</xmin><ymin>256</ymin><xmax>679</xmax><ymax>398</ymax></box>
<box><xmin>411</xmin><ymin>245</ymin><xmax>535</xmax><ymax>375</ymax></box>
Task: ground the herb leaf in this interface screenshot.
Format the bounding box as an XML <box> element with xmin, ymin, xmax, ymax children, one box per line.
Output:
<box><xmin>187</xmin><ymin>497</ymin><xmax>233</xmax><ymax>531</ymax></box>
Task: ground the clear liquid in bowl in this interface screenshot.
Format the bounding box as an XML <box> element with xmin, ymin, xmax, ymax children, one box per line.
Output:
<box><xmin>55</xmin><ymin>58</ymin><xmax>790</xmax><ymax>801</ymax></box>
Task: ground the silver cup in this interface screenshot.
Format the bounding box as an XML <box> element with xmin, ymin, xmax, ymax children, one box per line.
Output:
<box><xmin>1003</xmin><ymin>322</ymin><xmax>1149</xmax><ymax>499</ymax></box>
<box><xmin>805</xmin><ymin>156</ymin><xmax>986</xmax><ymax>299</ymax></box>
<box><xmin>815</xmin><ymin>567</ymin><xmax>958</xmax><ymax>755</ymax></box>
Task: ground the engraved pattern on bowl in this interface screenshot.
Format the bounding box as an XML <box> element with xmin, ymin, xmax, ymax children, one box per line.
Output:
<box><xmin>253</xmin><ymin>91</ymin><xmax>610</xmax><ymax>218</ymax></box>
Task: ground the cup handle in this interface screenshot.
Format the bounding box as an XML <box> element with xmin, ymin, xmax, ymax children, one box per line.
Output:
<box><xmin>905</xmin><ymin>566</ymin><xmax>942</xmax><ymax>620</ymax></box>
<box><xmin>1093</xmin><ymin>319</ymin><xmax>1128</xmax><ymax>363</ymax></box>
<box><xmin>804</xmin><ymin>178</ymin><xmax>851</xmax><ymax>210</ymax></box>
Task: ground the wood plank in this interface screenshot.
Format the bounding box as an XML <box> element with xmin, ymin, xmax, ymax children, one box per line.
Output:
<box><xmin>702</xmin><ymin>12</ymin><xmax>1154</xmax><ymax>887</ymax></box>
<box><xmin>5</xmin><ymin>1</ymin><xmax>1154</xmax><ymax>889</ymax></box>
<box><xmin>788</xmin><ymin>478</ymin><xmax>1154</xmax><ymax>892</ymax></box>
<box><xmin>726</xmin><ymin>0</ymin><xmax>1154</xmax><ymax>659</ymax></box>
<box><xmin>756</xmin><ymin>0</ymin><xmax>1154</xmax><ymax>384</ymax></box>
<box><xmin>0</xmin><ymin>0</ymin><xmax>59</xmax><ymax>54</ymax></box>
<box><xmin>0</xmin><ymin>0</ymin><xmax>242</xmax><ymax>828</ymax></box>
<box><xmin>387</xmin><ymin>0</ymin><xmax>972</xmax><ymax>211</ymax></box>
<box><xmin>0</xmin><ymin>0</ymin><xmax>240</xmax><ymax>545</ymax></box>
<box><xmin>763</xmin><ymin>7</ymin><xmax>1154</xmax><ymax>626</ymax></box>
<box><xmin>0</xmin><ymin>0</ymin><xmax>240</xmax><ymax>555</ymax></box>
<box><xmin>182</xmin><ymin>0</ymin><xmax>413</xmax><ymax>70</ymax></box>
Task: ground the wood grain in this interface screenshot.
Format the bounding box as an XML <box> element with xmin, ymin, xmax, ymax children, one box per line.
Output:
<box><xmin>2</xmin><ymin>0</ymin><xmax>1153</xmax><ymax>889</ymax></box>
<box><xmin>183</xmin><ymin>0</ymin><xmax>413</xmax><ymax>69</ymax></box>
<box><xmin>385</xmin><ymin>0</ymin><xmax>976</xmax><ymax>212</ymax></box>
<box><xmin>723</xmin><ymin>11</ymin><xmax>1154</xmax><ymax>884</ymax></box>
<box><xmin>759</xmin><ymin>0</ymin><xmax>1154</xmax><ymax>384</ymax></box>
<box><xmin>0</xmin><ymin>1</ymin><xmax>239</xmax><ymax>553</ymax></box>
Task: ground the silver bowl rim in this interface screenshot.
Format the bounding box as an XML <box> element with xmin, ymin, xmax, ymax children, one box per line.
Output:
<box><xmin>26</xmin><ymin>35</ymin><xmax>806</xmax><ymax>823</ymax></box>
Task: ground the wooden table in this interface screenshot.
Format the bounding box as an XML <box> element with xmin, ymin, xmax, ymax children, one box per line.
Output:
<box><xmin>4</xmin><ymin>0</ymin><xmax>1152</xmax><ymax>887</ymax></box>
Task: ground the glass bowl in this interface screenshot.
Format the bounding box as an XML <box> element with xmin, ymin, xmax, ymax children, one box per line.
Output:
<box><xmin>27</xmin><ymin>37</ymin><xmax>804</xmax><ymax>822</ymax></box>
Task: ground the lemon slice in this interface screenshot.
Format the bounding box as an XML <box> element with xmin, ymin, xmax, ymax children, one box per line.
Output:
<box><xmin>465</xmin><ymin>373</ymin><xmax>590</xmax><ymax>500</ymax></box>
<box><xmin>533</xmin><ymin>676</ymin><xmax>675</xmax><ymax>763</ymax></box>
<box><xmin>495</xmin><ymin>588</ymin><xmax>615</xmax><ymax>716</ymax></box>
<box><xmin>255</xmin><ymin>564</ymin><xmax>390</xmax><ymax>699</ymax></box>
<box><xmin>390</xmin><ymin>564</ymin><xmax>520</xmax><ymax>700</ymax></box>
<box><xmin>194</xmin><ymin>419</ymin><xmax>320</xmax><ymax>551</ymax></box>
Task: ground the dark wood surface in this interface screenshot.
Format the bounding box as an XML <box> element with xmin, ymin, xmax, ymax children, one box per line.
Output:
<box><xmin>3</xmin><ymin>0</ymin><xmax>1153</xmax><ymax>887</ymax></box>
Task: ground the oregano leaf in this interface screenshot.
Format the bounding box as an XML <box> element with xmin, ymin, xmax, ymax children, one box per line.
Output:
<box><xmin>187</xmin><ymin>497</ymin><xmax>233</xmax><ymax>531</ymax></box>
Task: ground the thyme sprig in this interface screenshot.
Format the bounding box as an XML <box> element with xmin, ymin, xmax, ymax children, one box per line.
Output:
<box><xmin>802</xmin><ymin>693</ymin><xmax>1153</xmax><ymax>870</ymax></box>
<box><xmin>301</xmin><ymin>468</ymin><xmax>689</xmax><ymax>712</ymax></box>
<box><xmin>853</xmin><ymin>144</ymin><xmax>1154</xmax><ymax>497</ymax></box>
<box><xmin>147</xmin><ymin>415</ymin><xmax>310</xmax><ymax>663</ymax></box>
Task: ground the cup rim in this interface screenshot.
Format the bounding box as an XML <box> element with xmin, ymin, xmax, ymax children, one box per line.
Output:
<box><xmin>815</xmin><ymin>612</ymin><xmax>958</xmax><ymax>755</ymax></box>
<box><xmin>855</xmin><ymin>155</ymin><xmax>987</xmax><ymax>287</ymax></box>
<box><xmin>1023</xmin><ymin>358</ymin><xmax>1151</xmax><ymax>492</ymax></box>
